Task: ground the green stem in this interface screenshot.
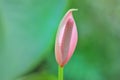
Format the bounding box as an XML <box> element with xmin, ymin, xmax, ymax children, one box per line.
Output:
<box><xmin>58</xmin><ymin>66</ymin><xmax>64</xmax><ymax>80</ymax></box>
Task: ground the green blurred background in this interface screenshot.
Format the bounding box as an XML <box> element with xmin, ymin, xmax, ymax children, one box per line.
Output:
<box><xmin>0</xmin><ymin>0</ymin><xmax>120</xmax><ymax>80</ymax></box>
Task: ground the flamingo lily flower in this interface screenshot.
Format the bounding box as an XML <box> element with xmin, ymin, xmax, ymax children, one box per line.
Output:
<box><xmin>55</xmin><ymin>9</ymin><xmax>78</xmax><ymax>67</ymax></box>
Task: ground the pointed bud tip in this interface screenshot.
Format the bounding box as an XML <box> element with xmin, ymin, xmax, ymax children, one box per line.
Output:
<box><xmin>68</xmin><ymin>9</ymin><xmax>78</xmax><ymax>12</ymax></box>
<box><xmin>65</xmin><ymin>9</ymin><xmax>78</xmax><ymax>18</ymax></box>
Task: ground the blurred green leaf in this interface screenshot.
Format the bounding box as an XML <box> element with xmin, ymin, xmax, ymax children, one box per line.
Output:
<box><xmin>17</xmin><ymin>71</ymin><xmax>57</xmax><ymax>80</ymax></box>
<box><xmin>0</xmin><ymin>0</ymin><xmax>67</xmax><ymax>80</ymax></box>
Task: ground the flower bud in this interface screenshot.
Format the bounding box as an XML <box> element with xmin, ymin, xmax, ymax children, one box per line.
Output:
<box><xmin>55</xmin><ymin>9</ymin><xmax>78</xmax><ymax>67</ymax></box>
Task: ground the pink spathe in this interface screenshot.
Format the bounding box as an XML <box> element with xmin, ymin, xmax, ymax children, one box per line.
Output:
<box><xmin>55</xmin><ymin>9</ymin><xmax>78</xmax><ymax>67</ymax></box>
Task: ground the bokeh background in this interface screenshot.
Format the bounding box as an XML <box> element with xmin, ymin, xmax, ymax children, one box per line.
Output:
<box><xmin>0</xmin><ymin>0</ymin><xmax>120</xmax><ymax>80</ymax></box>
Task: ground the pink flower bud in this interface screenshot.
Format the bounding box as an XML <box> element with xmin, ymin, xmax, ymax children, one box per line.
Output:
<box><xmin>55</xmin><ymin>9</ymin><xmax>78</xmax><ymax>67</ymax></box>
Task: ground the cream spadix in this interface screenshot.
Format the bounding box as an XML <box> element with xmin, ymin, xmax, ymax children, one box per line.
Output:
<box><xmin>55</xmin><ymin>9</ymin><xmax>78</xmax><ymax>67</ymax></box>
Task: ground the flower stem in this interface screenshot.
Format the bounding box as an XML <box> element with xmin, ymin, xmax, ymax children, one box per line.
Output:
<box><xmin>58</xmin><ymin>66</ymin><xmax>64</xmax><ymax>80</ymax></box>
